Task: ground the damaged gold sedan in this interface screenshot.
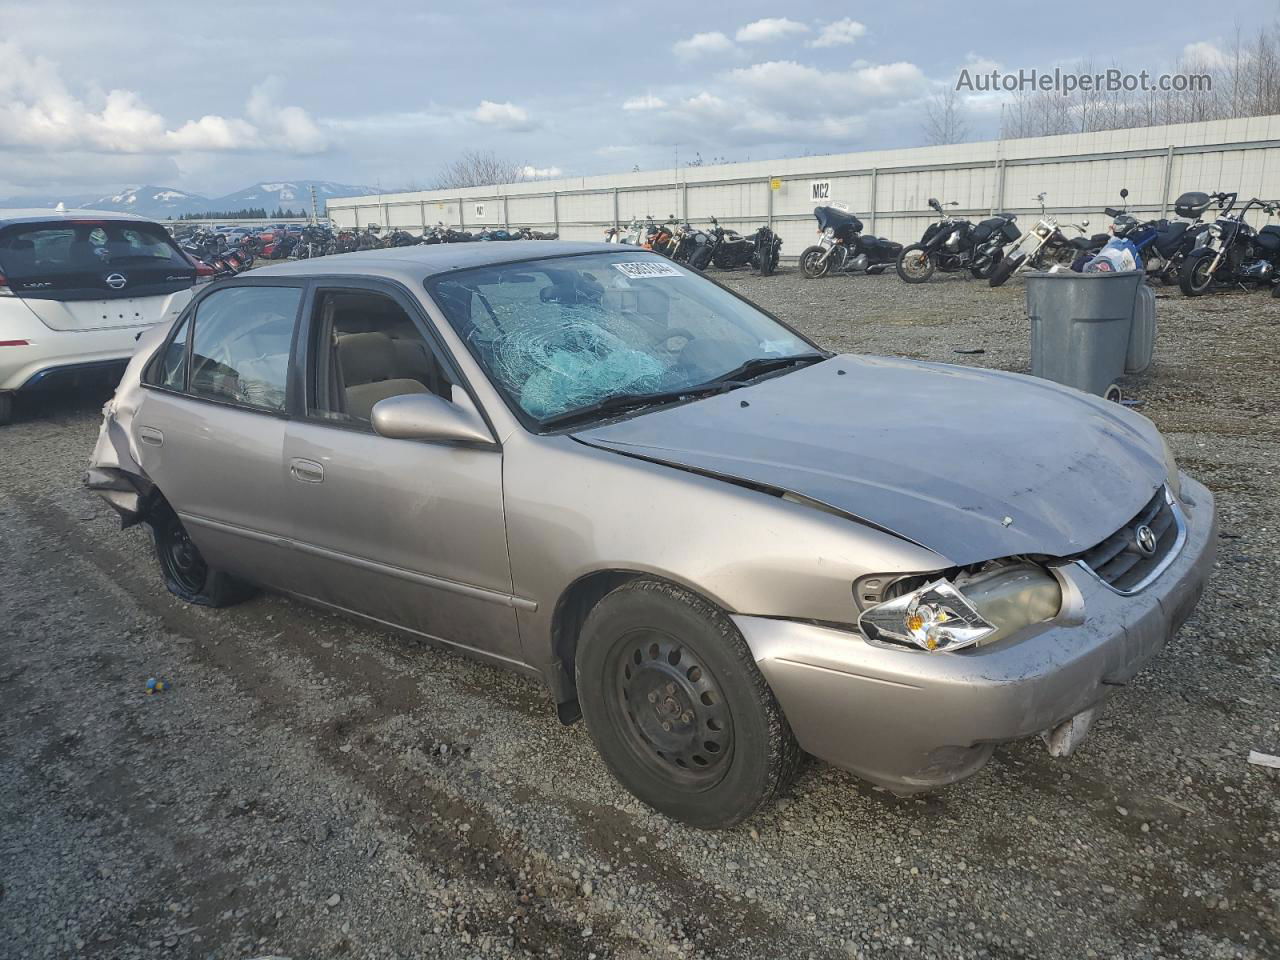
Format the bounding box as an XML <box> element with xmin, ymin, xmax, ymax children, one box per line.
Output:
<box><xmin>88</xmin><ymin>243</ymin><xmax>1216</xmax><ymax>827</ymax></box>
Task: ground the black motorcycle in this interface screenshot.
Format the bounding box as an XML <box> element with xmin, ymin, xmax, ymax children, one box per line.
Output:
<box><xmin>752</xmin><ymin>226</ymin><xmax>781</xmax><ymax>276</ymax></box>
<box><xmin>1105</xmin><ymin>188</ymin><xmax>1216</xmax><ymax>284</ymax></box>
<box><xmin>798</xmin><ymin>206</ymin><xmax>901</xmax><ymax>279</ymax></box>
<box><xmin>896</xmin><ymin>199</ymin><xmax>1019</xmax><ymax>283</ymax></box>
<box><xmin>711</xmin><ymin>224</ymin><xmax>756</xmax><ymax>269</ymax></box>
<box><xmin>1180</xmin><ymin>195</ymin><xmax>1280</xmax><ymax>295</ymax></box>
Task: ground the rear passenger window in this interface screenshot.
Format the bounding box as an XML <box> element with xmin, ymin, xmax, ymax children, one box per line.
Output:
<box><xmin>187</xmin><ymin>286</ymin><xmax>300</xmax><ymax>412</ymax></box>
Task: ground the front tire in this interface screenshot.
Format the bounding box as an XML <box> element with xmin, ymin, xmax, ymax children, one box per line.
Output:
<box><xmin>576</xmin><ymin>580</ymin><xmax>800</xmax><ymax>828</ymax></box>
<box><xmin>149</xmin><ymin>500</ymin><xmax>254</xmax><ymax>607</ymax></box>
<box><xmin>988</xmin><ymin>252</ymin><xmax>1026</xmax><ymax>288</ymax></box>
<box><xmin>1179</xmin><ymin>251</ymin><xmax>1216</xmax><ymax>296</ymax></box>
<box><xmin>896</xmin><ymin>244</ymin><xmax>935</xmax><ymax>283</ymax></box>
<box><xmin>798</xmin><ymin>246</ymin><xmax>830</xmax><ymax>279</ymax></box>
<box><xmin>0</xmin><ymin>392</ymin><xmax>12</xmax><ymax>426</ymax></box>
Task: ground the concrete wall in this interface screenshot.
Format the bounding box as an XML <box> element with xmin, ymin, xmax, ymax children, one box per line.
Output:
<box><xmin>328</xmin><ymin>115</ymin><xmax>1280</xmax><ymax>257</ymax></box>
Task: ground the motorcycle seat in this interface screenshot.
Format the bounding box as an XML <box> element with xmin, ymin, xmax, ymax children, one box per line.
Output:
<box><xmin>1256</xmin><ymin>227</ymin><xmax>1280</xmax><ymax>252</ymax></box>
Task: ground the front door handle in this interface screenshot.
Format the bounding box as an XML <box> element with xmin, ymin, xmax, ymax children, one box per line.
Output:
<box><xmin>138</xmin><ymin>426</ymin><xmax>164</xmax><ymax>446</ymax></box>
<box><xmin>289</xmin><ymin>458</ymin><xmax>324</xmax><ymax>483</ymax></box>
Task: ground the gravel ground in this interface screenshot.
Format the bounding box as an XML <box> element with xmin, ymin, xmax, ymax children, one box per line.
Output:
<box><xmin>1</xmin><ymin>267</ymin><xmax>1278</xmax><ymax>960</ymax></box>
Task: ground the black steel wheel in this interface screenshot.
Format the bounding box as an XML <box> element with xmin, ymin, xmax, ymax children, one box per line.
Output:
<box><xmin>610</xmin><ymin>629</ymin><xmax>733</xmax><ymax>786</ymax></box>
<box><xmin>149</xmin><ymin>500</ymin><xmax>255</xmax><ymax>607</ymax></box>
<box><xmin>577</xmin><ymin>579</ymin><xmax>800</xmax><ymax>828</ymax></box>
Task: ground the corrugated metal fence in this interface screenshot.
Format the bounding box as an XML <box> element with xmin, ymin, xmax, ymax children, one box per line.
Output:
<box><xmin>328</xmin><ymin>115</ymin><xmax>1280</xmax><ymax>258</ymax></box>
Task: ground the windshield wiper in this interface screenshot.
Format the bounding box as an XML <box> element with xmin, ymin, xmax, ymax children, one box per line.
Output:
<box><xmin>539</xmin><ymin>384</ymin><xmax>731</xmax><ymax>430</ymax></box>
<box><xmin>707</xmin><ymin>352</ymin><xmax>827</xmax><ymax>385</ymax></box>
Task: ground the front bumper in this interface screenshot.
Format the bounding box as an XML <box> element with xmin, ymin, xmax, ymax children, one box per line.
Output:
<box><xmin>736</xmin><ymin>475</ymin><xmax>1217</xmax><ymax>794</ymax></box>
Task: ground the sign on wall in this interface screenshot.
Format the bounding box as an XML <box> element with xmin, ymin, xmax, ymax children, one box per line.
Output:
<box><xmin>474</xmin><ymin>202</ymin><xmax>487</xmax><ymax>219</ymax></box>
<box><xmin>770</xmin><ymin>178</ymin><xmax>782</xmax><ymax>190</ymax></box>
<box><xmin>810</xmin><ymin>180</ymin><xmax>831</xmax><ymax>202</ymax></box>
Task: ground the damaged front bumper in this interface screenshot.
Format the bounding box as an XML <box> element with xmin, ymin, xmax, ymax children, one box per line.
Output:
<box><xmin>736</xmin><ymin>475</ymin><xmax>1217</xmax><ymax>794</ymax></box>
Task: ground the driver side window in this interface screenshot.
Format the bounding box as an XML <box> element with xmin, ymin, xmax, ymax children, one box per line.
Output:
<box><xmin>306</xmin><ymin>289</ymin><xmax>453</xmax><ymax>425</ymax></box>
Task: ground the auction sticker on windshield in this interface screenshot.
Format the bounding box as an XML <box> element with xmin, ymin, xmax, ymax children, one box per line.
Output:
<box><xmin>613</xmin><ymin>261</ymin><xmax>681</xmax><ymax>279</ymax></box>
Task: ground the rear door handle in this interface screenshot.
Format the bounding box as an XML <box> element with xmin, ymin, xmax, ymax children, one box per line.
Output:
<box><xmin>289</xmin><ymin>458</ymin><xmax>324</xmax><ymax>483</ymax></box>
<box><xmin>138</xmin><ymin>426</ymin><xmax>164</xmax><ymax>446</ymax></box>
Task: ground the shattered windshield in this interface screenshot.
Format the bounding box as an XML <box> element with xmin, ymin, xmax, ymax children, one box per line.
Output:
<box><xmin>426</xmin><ymin>252</ymin><xmax>814</xmax><ymax>424</ymax></box>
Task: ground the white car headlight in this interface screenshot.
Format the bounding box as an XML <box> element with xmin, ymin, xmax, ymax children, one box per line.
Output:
<box><xmin>857</xmin><ymin>563</ymin><xmax>1063</xmax><ymax>653</ymax></box>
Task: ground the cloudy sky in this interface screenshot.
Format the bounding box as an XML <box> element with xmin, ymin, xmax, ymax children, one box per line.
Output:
<box><xmin>1</xmin><ymin>0</ymin><xmax>1275</xmax><ymax>197</ymax></box>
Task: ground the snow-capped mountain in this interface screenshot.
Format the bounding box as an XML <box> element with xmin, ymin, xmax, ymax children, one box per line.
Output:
<box><xmin>88</xmin><ymin>186</ymin><xmax>208</xmax><ymax>217</ymax></box>
<box><xmin>206</xmin><ymin>180</ymin><xmax>378</xmax><ymax>215</ymax></box>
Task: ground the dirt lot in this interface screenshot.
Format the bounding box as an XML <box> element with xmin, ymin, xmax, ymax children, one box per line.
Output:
<box><xmin>1</xmin><ymin>268</ymin><xmax>1278</xmax><ymax>960</ymax></box>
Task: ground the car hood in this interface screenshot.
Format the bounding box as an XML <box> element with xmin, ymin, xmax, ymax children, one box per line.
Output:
<box><xmin>573</xmin><ymin>355</ymin><xmax>1167</xmax><ymax>565</ymax></box>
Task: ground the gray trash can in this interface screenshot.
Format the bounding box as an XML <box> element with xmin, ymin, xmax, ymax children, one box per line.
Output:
<box><xmin>1026</xmin><ymin>270</ymin><xmax>1144</xmax><ymax>398</ymax></box>
<box><xmin>1126</xmin><ymin>283</ymin><xmax>1157</xmax><ymax>374</ymax></box>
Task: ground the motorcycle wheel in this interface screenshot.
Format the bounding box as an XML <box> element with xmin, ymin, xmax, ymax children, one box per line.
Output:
<box><xmin>988</xmin><ymin>253</ymin><xmax>1026</xmax><ymax>288</ymax></box>
<box><xmin>970</xmin><ymin>249</ymin><xmax>1003</xmax><ymax>280</ymax></box>
<box><xmin>798</xmin><ymin>247</ymin><xmax>830</xmax><ymax>279</ymax></box>
<box><xmin>689</xmin><ymin>246</ymin><xmax>714</xmax><ymax>271</ymax></box>
<box><xmin>1179</xmin><ymin>251</ymin><xmax>1215</xmax><ymax>296</ymax></box>
<box><xmin>712</xmin><ymin>249</ymin><xmax>737</xmax><ymax>270</ymax></box>
<box><xmin>896</xmin><ymin>245</ymin><xmax>935</xmax><ymax>283</ymax></box>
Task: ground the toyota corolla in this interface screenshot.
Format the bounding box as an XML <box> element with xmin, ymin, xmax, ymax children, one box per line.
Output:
<box><xmin>86</xmin><ymin>242</ymin><xmax>1216</xmax><ymax>827</ymax></box>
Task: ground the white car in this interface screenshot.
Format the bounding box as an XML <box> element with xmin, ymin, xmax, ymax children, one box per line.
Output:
<box><xmin>0</xmin><ymin>209</ymin><xmax>200</xmax><ymax>425</ymax></box>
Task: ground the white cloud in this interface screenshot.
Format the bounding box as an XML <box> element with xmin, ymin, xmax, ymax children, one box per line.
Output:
<box><xmin>728</xmin><ymin>60</ymin><xmax>927</xmax><ymax>110</ymax></box>
<box><xmin>0</xmin><ymin>43</ymin><xmax>327</xmax><ymax>156</ymax></box>
<box><xmin>736</xmin><ymin>18</ymin><xmax>809</xmax><ymax>43</ymax></box>
<box><xmin>851</xmin><ymin>62</ymin><xmax>929</xmax><ymax>98</ymax></box>
<box><xmin>595</xmin><ymin>144</ymin><xmax>635</xmax><ymax>156</ymax></box>
<box><xmin>472</xmin><ymin>99</ymin><xmax>536</xmax><ymax>131</ymax></box>
<box><xmin>622</xmin><ymin>94</ymin><xmax>666</xmax><ymax>111</ymax></box>
<box><xmin>521</xmin><ymin>164</ymin><xmax>562</xmax><ymax>178</ymax></box>
<box><xmin>673</xmin><ymin>31</ymin><xmax>734</xmax><ymax>59</ymax></box>
<box><xmin>811</xmin><ymin>19</ymin><xmax>866</xmax><ymax>48</ymax></box>
<box><xmin>964</xmin><ymin>52</ymin><xmax>1001</xmax><ymax>74</ymax></box>
<box><xmin>1183</xmin><ymin>41</ymin><xmax>1227</xmax><ymax>69</ymax></box>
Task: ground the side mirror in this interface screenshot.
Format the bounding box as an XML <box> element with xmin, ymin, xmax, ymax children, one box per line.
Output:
<box><xmin>1081</xmin><ymin>219</ymin><xmax>1090</xmax><ymax>228</ymax></box>
<box><xmin>371</xmin><ymin>388</ymin><xmax>494</xmax><ymax>444</ymax></box>
<box><xmin>1120</xmin><ymin>188</ymin><xmax>1129</xmax><ymax>199</ymax></box>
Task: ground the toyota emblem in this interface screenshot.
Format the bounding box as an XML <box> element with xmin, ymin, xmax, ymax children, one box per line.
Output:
<box><xmin>1135</xmin><ymin>524</ymin><xmax>1158</xmax><ymax>556</ymax></box>
<box><xmin>105</xmin><ymin>273</ymin><xmax>128</xmax><ymax>290</ymax></box>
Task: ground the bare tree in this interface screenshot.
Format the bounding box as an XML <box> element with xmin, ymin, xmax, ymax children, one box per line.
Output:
<box><xmin>922</xmin><ymin>87</ymin><xmax>969</xmax><ymax>145</ymax></box>
<box><xmin>430</xmin><ymin>151</ymin><xmax>527</xmax><ymax>189</ymax></box>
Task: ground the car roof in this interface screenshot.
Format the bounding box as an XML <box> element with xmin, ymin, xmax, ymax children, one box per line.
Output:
<box><xmin>0</xmin><ymin>208</ymin><xmax>160</xmax><ymax>227</ymax></box>
<box><xmin>250</xmin><ymin>240</ymin><xmax>636</xmax><ymax>281</ymax></box>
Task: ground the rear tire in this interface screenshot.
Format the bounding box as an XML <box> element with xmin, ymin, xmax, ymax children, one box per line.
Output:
<box><xmin>988</xmin><ymin>252</ymin><xmax>1025</xmax><ymax>288</ymax></box>
<box><xmin>896</xmin><ymin>244</ymin><xmax>935</xmax><ymax>283</ymax></box>
<box><xmin>0</xmin><ymin>393</ymin><xmax>12</xmax><ymax>426</ymax></box>
<box><xmin>798</xmin><ymin>246</ymin><xmax>830</xmax><ymax>279</ymax></box>
<box><xmin>149</xmin><ymin>500</ymin><xmax>255</xmax><ymax>607</ymax></box>
<box><xmin>576</xmin><ymin>579</ymin><xmax>800</xmax><ymax>828</ymax></box>
<box><xmin>1179</xmin><ymin>251</ymin><xmax>1216</xmax><ymax>296</ymax></box>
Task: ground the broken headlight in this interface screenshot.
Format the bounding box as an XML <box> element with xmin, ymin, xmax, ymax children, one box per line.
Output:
<box><xmin>856</xmin><ymin>563</ymin><xmax>1063</xmax><ymax>653</ymax></box>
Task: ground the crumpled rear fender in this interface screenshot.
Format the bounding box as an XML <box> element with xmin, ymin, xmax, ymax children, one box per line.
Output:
<box><xmin>83</xmin><ymin>317</ymin><xmax>175</xmax><ymax>525</ymax></box>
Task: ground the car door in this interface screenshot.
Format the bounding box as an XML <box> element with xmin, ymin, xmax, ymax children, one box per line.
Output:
<box><xmin>133</xmin><ymin>279</ymin><xmax>306</xmax><ymax>591</ymax></box>
<box><xmin>281</xmin><ymin>278</ymin><xmax>524</xmax><ymax>667</ymax></box>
